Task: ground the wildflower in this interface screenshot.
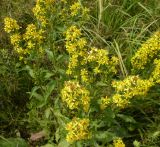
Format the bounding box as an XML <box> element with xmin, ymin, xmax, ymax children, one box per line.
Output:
<box><xmin>113</xmin><ymin>138</ymin><xmax>125</xmax><ymax>147</ymax></box>
<box><xmin>10</xmin><ymin>34</ymin><xmax>21</xmax><ymax>46</ymax></box>
<box><xmin>112</xmin><ymin>76</ymin><xmax>153</xmax><ymax>98</ymax></box>
<box><xmin>61</xmin><ymin>81</ymin><xmax>90</xmax><ymax>112</ymax></box>
<box><xmin>112</xmin><ymin>94</ymin><xmax>130</xmax><ymax>108</ymax></box>
<box><xmin>4</xmin><ymin>17</ymin><xmax>20</xmax><ymax>33</ymax></box>
<box><xmin>27</xmin><ymin>41</ymin><xmax>35</xmax><ymax>49</ymax></box>
<box><xmin>70</xmin><ymin>2</ymin><xmax>81</xmax><ymax>16</ymax></box>
<box><xmin>109</xmin><ymin>56</ymin><xmax>119</xmax><ymax>73</ymax></box>
<box><xmin>80</xmin><ymin>68</ymin><xmax>89</xmax><ymax>83</ymax></box>
<box><xmin>93</xmin><ymin>66</ymin><xmax>101</xmax><ymax>74</ymax></box>
<box><xmin>65</xmin><ymin>25</ymin><xmax>81</xmax><ymax>42</ymax></box>
<box><xmin>14</xmin><ymin>47</ymin><xmax>28</xmax><ymax>55</ymax></box>
<box><xmin>66</xmin><ymin>118</ymin><xmax>91</xmax><ymax>143</ymax></box>
<box><xmin>65</xmin><ymin>25</ymin><xmax>118</xmax><ymax>83</ymax></box>
<box><xmin>65</xmin><ymin>43</ymin><xmax>77</xmax><ymax>54</ymax></box>
<box><xmin>131</xmin><ymin>31</ymin><xmax>160</xmax><ymax>70</ymax></box>
<box><xmin>111</xmin><ymin>76</ymin><xmax>153</xmax><ymax>108</ymax></box>
<box><xmin>151</xmin><ymin>59</ymin><xmax>160</xmax><ymax>83</ymax></box>
<box><xmin>32</xmin><ymin>0</ymin><xmax>47</xmax><ymax>27</ymax></box>
<box><xmin>23</xmin><ymin>24</ymin><xmax>44</xmax><ymax>43</ymax></box>
<box><xmin>77</xmin><ymin>38</ymin><xmax>87</xmax><ymax>49</ymax></box>
<box><xmin>19</xmin><ymin>56</ymin><xmax>24</xmax><ymax>61</ymax></box>
<box><xmin>100</xmin><ymin>96</ymin><xmax>111</xmax><ymax>110</ymax></box>
<box><xmin>68</xmin><ymin>54</ymin><xmax>78</xmax><ymax>71</ymax></box>
<box><xmin>87</xmin><ymin>47</ymin><xmax>109</xmax><ymax>65</ymax></box>
<box><xmin>82</xmin><ymin>7</ymin><xmax>90</xmax><ymax>18</ymax></box>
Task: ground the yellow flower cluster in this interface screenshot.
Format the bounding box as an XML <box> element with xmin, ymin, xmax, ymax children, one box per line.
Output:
<box><xmin>4</xmin><ymin>16</ymin><xmax>45</xmax><ymax>61</ymax></box>
<box><xmin>65</xmin><ymin>25</ymin><xmax>119</xmax><ymax>83</ymax></box>
<box><xmin>112</xmin><ymin>94</ymin><xmax>130</xmax><ymax>108</ymax></box>
<box><xmin>10</xmin><ymin>33</ymin><xmax>21</xmax><ymax>46</ymax></box>
<box><xmin>65</xmin><ymin>26</ymin><xmax>87</xmax><ymax>77</ymax></box>
<box><xmin>59</xmin><ymin>1</ymin><xmax>89</xmax><ymax>22</ymax></box>
<box><xmin>23</xmin><ymin>24</ymin><xmax>44</xmax><ymax>49</ymax></box>
<box><xmin>70</xmin><ymin>2</ymin><xmax>81</xmax><ymax>16</ymax></box>
<box><xmin>100</xmin><ymin>96</ymin><xmax>111</xmax><ymax>110</ymax></box>
<box><xmin>65</xmin><ymin>25</ymin><xmax>82</xmax><ymax>44</ymax></box>
<box><xmin>66</xmin><ymin>118</ymin><xmax>91</xmax><ymax>143</ymax></box>
<box><xmin>33</xmin><ymin>0</ymin><xmax>55</xmax><ymax>27</ymax></box>
<box><xmin>86</xmin><ymin>47</ymin><xmax>109</xmax><ymax>65</ymax></box>
<box><xmin>80</xmin><ymin>69</ymin><xmax>89</xmax><ymax>83</ymax></box>
<box><xmin>4</xmin><ymin>17</ymin><xmax>20</xmax><ymax>33</ymax></box>
<box><xmin>61</xmin><ymin>81</ymin><xmax>90</xmax><ymax>112</ymax></box>
<box><xmin>113</xmin><ymin>138</ymin><xmax>125</xmax><ymax>147</ymax></box>
<box><xmin>112</xmin><ymin>76</ymin><xmax>153</xmax><ymax>96</ymax></box>
<box><xmin>131</xmin><ymin>31</ymin><xmax>160</xmax><ymax>70</ymax></box>
<box><xmin>151</xmin><ymin>59</ymin><xmax>160</xmax><ymax>83</ymax></box>
<box><xmin>111</xmin><ymin>76</ymin><xmax>153</xmax><ymax>108</ymax></box>
<box><xmin>10</xmin><ymin>33</ymin><xmax>28</xmax><ymax>60</ymax></box>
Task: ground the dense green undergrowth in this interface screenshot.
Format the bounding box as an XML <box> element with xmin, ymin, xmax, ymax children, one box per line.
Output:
<box><xmin>0</xmin><ymin>0</ymin><xmax>160</xmax><ymax>146</ymax></box>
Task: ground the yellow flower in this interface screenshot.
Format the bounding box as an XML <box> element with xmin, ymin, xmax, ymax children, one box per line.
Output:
<box><xmin>113</xmin><ymin>138</ymin><xmax>125</xmax><ymax>147</ymax></box>
<box><xmin>23</xmin><ymin>24</ymin><xmax>44</xmax><ymax>43</ymax></box>
<box><xmin>81</xmin><ymin>68</ymin><xmax>89</xmax><ymax>83</ymax></box>
<box><xmin>19</xmin><ymin>56</ymin><xmax>24</xmax><ymax>61</ymax></box>
<box><xmin>10</xmin><ymin>34</ymin><xmax>21</xmax><ymax>46</ymax></box>
<box><xmin>61</xmin><ymin>81</ymin><xmax>90</xmax><ymax>112</ymax></box>
<box><xmin>66</xmin><ymin>118</ymin><xmax>91</xmax><ymax>143</ymax></box>
<box><xmin>112</xmin><ymin>94</ymin><xmax>130</xmax><ymax>108</ymax></box>
<box><xmin>65</xmin><ymin>25</ymin><xmax>118</xmax><ymax>82</ymax></box>
<box><xmin>65</xmin><ymin>25</ymin><xmax>81</xmax><ymax>42</ymax></box>
<box><xmin>109</xmin><ymin>56</ymin><xmax>119</xmax><ymax>73</ymax></box>
<box><xmin>14</xmin><ymin>47</ymin><xmax>28</xmax><ymax>55</ymax></box>
<box><xmin>111</xmin><ymin>76</ymin><xmax>154</xmax><ymax>109</ymax></box>
<box><xmin>93</xmin><ymin>66</ymin><xmax>101</xmax><ymax>74</ymax></box>
<box><xmin>27</xmin><ymin>41</ymin><xmax>35</xmax><ymax>49</ymax></box>
<box><xmin>131</xmin><ymin>31</ymin><xmax>160</xmax><ymax>70</ymax></box>
<box><xmin>77</xmin><ymin>38</ymin><xmax>87</xmax><ymax>49</ymax></box>
<box><xmin>70</xmin><ymin>2</ymin><xmax>81</xmax><ymax>16</ymax></box>
<box><xmin>87</xmin><ymin>47</ymin><xmax>109</xmax><ymax>65</ymax></box>
<box><xmin>65</xmin><ymin>42</ymin><xmax>77</xmax><ymax>54</ymax></box>
<box><xmin>68</xmin><ymin>54</ymin><xmax>78</xmax><ymax>70</ymax></box>
<box><xmin>112</xmin><ymin>76</ymin><xmax>153</xmax><ymax>98</ymax></box>
<box><xmin>4</xmin><ymin>17</ymin><xmax>20</xmax><ymax>33</ymax></box>
<box><xmin>151</xmin><ymin>59</ymin><xmax>160</xmax><ymax>83</ymax></box>
<box><xmin>32</xmin><ymin>0</ymin><xmax>48</xmax><ymax>27</ymax></box>
<box><xmin>100</xmin><ymin>96</ymin><xmax>111</xmax><ymax>110</ymax></box>
<box><xmin>82</xmin><ymin>7</ymin><xmax>90</xmax><ymax>18</ymax></box>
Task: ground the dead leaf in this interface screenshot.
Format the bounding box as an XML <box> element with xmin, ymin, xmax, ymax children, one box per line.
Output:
<box><xmin>30</xmin><ymin>130</ymin><xmax>46</xmax><ymax>141</ymax></box>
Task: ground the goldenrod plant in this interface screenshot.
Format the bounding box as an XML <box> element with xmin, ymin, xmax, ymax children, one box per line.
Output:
<box><xmin>1</xmin><ymin>0</ymin><xmax>160</xmax><ymax>146</ymax></box>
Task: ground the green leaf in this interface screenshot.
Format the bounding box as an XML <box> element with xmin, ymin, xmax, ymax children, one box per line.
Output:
<box><xmin>44</xmin><ymin>72</ymin><xmax>54</xmax><ymax>80</ymax></box>
<box><xmin>44</xmin><ymin>80</ymin><xmax>56</xmax><ymax>102</ymax></box>
<box><xmin>25</xmin><ymin>65</ymin><xmax>35</xmax><ymax>78</ymax></box>
<box><xmin>55</xmin><ymin>128</ymin><xmax>60</xmax><ymax>143</ymax></box>
<box><xmin>133</xmin><ymin>140</ymin><xmax>140</xmax><ymax>147</ymax></box>
<box><xmin>58</xmin><ymin>139</ymin><xmax>70</xmax><ymax>147</ymax></box>
<box><xmin>117</xmin><ymin>114</ymin><xmax>136</xmax><ymax>123</ymax></box>
<box><xmin>29</xmin><ymin>86</ymin><xmax>43</xmax><ymax>101</ymax></box>
<box><xmin>96</xmin><ymin>82</ymin><xmax>108</xmax><ymax>87</ymax></box>
<box><xmin>45</xmin><ymin>107</ymin><xmax>51</xmax><ymax>119</ymax></box>
<box><xmin>95</xmin><ymin>131</ymin><xmax>115</xmax><ymax>143</ymax></box>
<box><xmin>0</xmin><ymin>138</ymin><xmax>28</xmax><ymax>147</ymax></box>
<box><xmin>45</xmin><ymin>49</ymin><xmax>54</xmax><ymax>60</ymax></box>
<box><xmin>41</xmin><ymin>144</ymin><xmax>56</xmax><ymax>147</ymax></box>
